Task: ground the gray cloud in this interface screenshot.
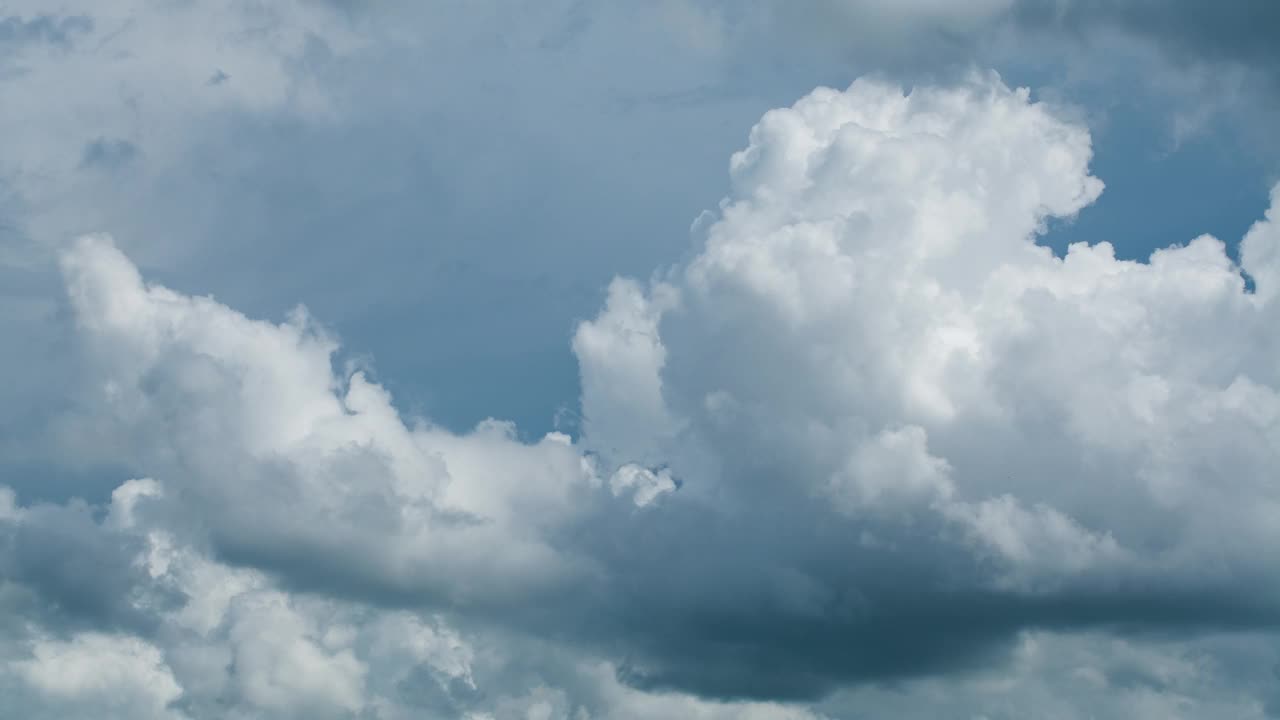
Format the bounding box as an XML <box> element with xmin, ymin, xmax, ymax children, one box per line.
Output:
<box><xmin>0</xmin><ymin>14</ymin><xmax>92</xmax><ymax>52</ymax></box>
<box><xmin>1015</xmin><ymin>0</ymin><xmax>1280</xmax><ymax>73</ymax></box>
<box><xmin>80</xmin><ymin>138</ymin><xmax>139</xmax><ymax>170</ymax></box>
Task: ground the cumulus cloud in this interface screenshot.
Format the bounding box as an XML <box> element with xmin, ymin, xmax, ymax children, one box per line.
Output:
<box><xmin>10</xmin><ymin>633</ymin><xmax>185</xmax><ymax>720</ymax></box>
<box><xmin>56</xmin><ymin>233</ymin><xmax>605</xmax><ymax>611</ymax></box>
<box><xmin>573</xmin><ymin>71</ymin><xmax>1280</xmax><ymax>698</ymax></box>
<box><xmin>3</xmin><ymin>68</ymin><xmax>1280</xmax><ymax>718</ymax></box>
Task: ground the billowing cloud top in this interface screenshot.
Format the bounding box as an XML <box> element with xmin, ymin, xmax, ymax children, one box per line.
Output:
<box><xmin>4</xmin><ymin>67</ymin><xmax>1280</xmax><ymax>720</ymax></box>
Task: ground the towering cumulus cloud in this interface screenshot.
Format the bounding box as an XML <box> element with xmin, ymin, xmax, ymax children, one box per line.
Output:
<box><xmin>3</xmin><ymin>73</ymin><xmax>1280</xmax><ymax>718</ymax></box>
<box><xmin>574</xmin><ymin>72</ymin><xmax>1280</xmax><ymax>702</ymax></box>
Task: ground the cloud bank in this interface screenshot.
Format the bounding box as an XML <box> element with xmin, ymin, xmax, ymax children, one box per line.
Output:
<box><xmin>2</xmin><ymin>70</ymin><xmax>1279</xmax><ymax>718</ymax></box>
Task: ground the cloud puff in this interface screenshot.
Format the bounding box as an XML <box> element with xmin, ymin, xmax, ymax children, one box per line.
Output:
<box><xmin>9</xmin><ymin>633</ymin><xmax>185</xmax><ymax>720</ymax></box>
<box><xmin>3</xmin><ymin>71</ymin><xmax>1280</xmax><ymax>717</ymax></box>
<box><xmin>57</xmin><ymin>233</ymin><xmax>607</xmax><ymax>612</ymax></box>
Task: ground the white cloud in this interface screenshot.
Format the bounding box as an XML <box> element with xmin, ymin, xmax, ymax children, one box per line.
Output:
<box><xmin>577</xmin><ymin>71</ymin><xmax>1280</xmax><ymax>597</ymax></box>
<box><xmin>828</xmin><ymin>425</ymin><xmax>954</xmax><ymax>511</ymax></box>
<box><xmin>609</xmin><ymin>464</ymin><xmax>678</xmax><ymax>507</ymax></box>
<box><xmin>1241</xmin><ymin>183</ymin><xmax>1280</xmax><ymax>302</ymax></box>
<box><xmin>56</xmin><ymin>234</ymin><xmax>605</xmax><ymax>609</ymax></box>
<box><xmin>573</xmin><ymin>278</ymin><xmax>682</xmax><ymax>470</ymax></box>
<box><xmin>224</xmin><ymin>592</ymin><xmax>366</xmax><ymax>717</ymax></box>
<box><xmin>10</xmin><ymin>633</ymin><xmax>186</xmax><ymax>720</ymax></box>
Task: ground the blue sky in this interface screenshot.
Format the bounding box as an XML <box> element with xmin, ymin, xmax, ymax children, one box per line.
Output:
<box><xmin>3</xmin><ymin>2</ymin><xmax>1280</xmax><ymax>719</ymax></box>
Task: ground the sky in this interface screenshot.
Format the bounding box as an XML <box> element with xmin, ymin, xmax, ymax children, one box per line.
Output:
<box><xmin>1</xmin><ymin>1</ymin><xmax>1280</xmax><ymax>718</ymax></box>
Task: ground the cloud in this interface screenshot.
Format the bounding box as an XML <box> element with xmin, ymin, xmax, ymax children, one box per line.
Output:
<box><xmin>1014</xmin><ymin>0</ymin><xmax>1280</xmax><ymax>73</ymax></box>
<box><xmin>572</xmin><ymin>71</ymin><xmax>1280</xmax><ymax>698</ymax></box>
<box><xmin>1</xmin><ymin>70</ymin><xmax>1277</xmax><ymax>718</ymax></box>
<box><xmin>1</xmin><ymin>2</ymin><xmax>1278</xmax><ymax>715</ymax></box>
<box><xmin>10</xmin><ymin>633</ymin><xmax>185</xmax><ymax>720</ymax></box>
<box><xmin>0</xmin><ymin>460</ymin><xmax>816</xmax><ymax>719</ymax></box>
<box><xmin>79</xmin><ymin>138</ymin><xmax>139</xmax><ymax>171</ymax></box>
<box><xmin>818</xmin><ymin>629</ymin><xmax>1280</xmax><ymax>719</ymax></box>
<box><xmin>0</xmin><ymin>14</ymin><xmax>92</xmax><ymax>52</ymax></box>
<box><xmin>55</xmin><ymin>233</ymin><xmax>600</xmax><ymax>612</ymax></box>
<box><xmin>759</xmin><ymin>0</ymin><xmax>1280</xmax><ymax>85</ymax></box>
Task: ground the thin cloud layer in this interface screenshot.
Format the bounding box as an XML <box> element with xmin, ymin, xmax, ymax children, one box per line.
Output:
<box><xmin>2</xmin><ymin>72</ymin><xmax>1279</xmax><ymax>717</ymax></box>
